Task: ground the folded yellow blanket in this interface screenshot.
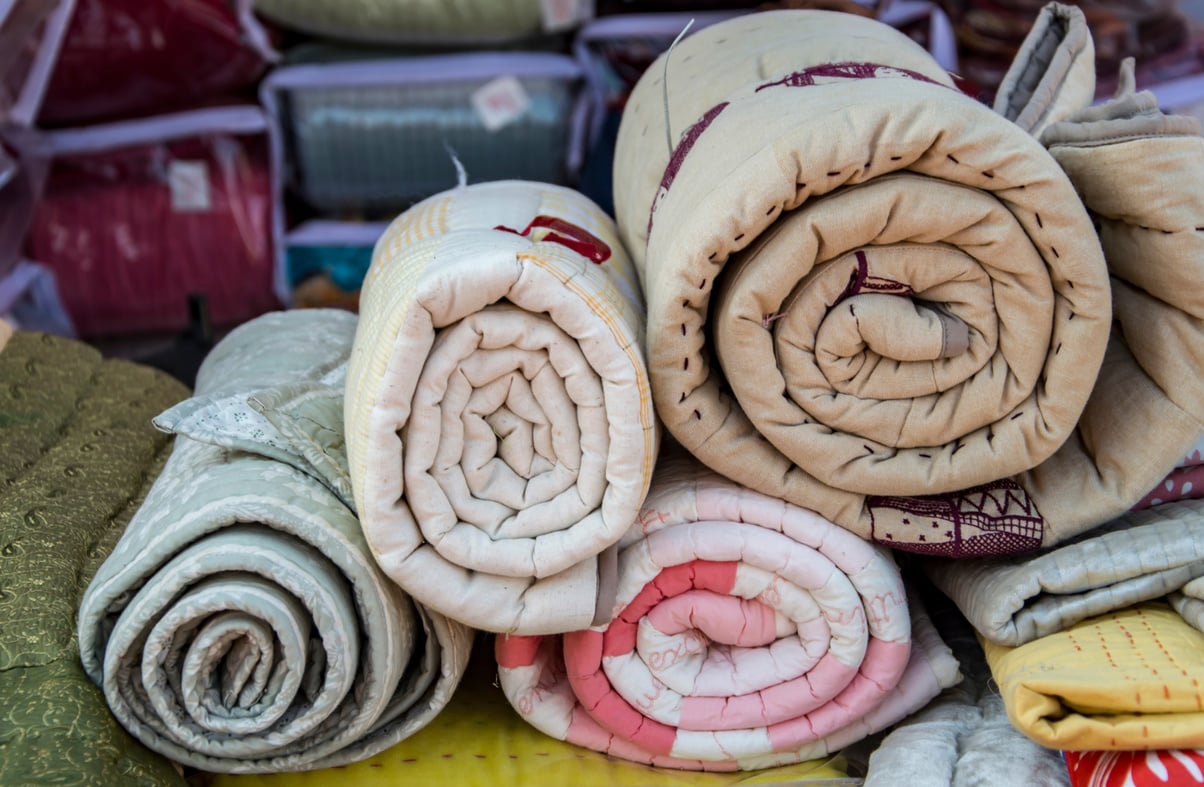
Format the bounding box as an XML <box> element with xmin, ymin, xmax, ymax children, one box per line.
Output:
<box><xmin>984</xmin><ymin>603</ymin><xmax>1204</xmax><ymax>751</ymax></box>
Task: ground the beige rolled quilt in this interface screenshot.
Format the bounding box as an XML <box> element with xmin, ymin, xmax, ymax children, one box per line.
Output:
<box><xmin>614</xmin><ymin>5</ymin><xmax>1200</xmax><ymax>557</ymax></box>
<box><xmin>346</xmin><ymin>180</ymin><xmax>658</xmax><ymax>635</ymax></box>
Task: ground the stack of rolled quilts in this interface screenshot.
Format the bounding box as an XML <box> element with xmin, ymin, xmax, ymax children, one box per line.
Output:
<box><xmin>59</xmin><ymin>2</ymin><xmax>1204</xmax><ymax>784</ymax></box>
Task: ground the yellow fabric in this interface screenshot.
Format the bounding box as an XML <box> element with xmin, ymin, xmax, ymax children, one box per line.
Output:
<box><xmin>984</xmin><ymin>603</ymin><xmax>1204</xmax><ymax>751</ymax></box>
<box><xmin>202</xmin><ymin>654</ymin><xmax>855</xmax><ymax>787</ymax></box>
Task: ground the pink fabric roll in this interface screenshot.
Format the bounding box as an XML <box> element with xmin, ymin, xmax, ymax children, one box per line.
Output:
<box><xmin>496</xmin><ymin>452</ymin><xmax>960</xmax><ymax>770</ymax></box>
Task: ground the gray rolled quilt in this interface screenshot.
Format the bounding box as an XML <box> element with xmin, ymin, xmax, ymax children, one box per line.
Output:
<box><xmin>77</xmin><ymin>310</ymin><xmax>473</xmax><ymax>773</ymax></box>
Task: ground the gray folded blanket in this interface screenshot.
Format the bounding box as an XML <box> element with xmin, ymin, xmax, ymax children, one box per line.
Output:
<box><xmin>859</xmin><ymin>591</ymin><xmax>1069</xmax><ymax>787</ymax></box>
<box><xmin>928</xmin><ymin>499</ymin><xmax>1204</xmax><ymax>646</ymax></box>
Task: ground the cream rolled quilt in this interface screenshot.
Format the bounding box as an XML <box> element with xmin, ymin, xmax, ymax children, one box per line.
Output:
<box><xmin>346</xmin><ymin>180</ymin><xmax>657</xmax><ymax>635</ymax></box>
<box><xmin>496</xmin><ymin>451</ymin><xmax>961</xmax><ymax>771</ymax></box>
<box><xmin>613</xmin><ymin>8</ymin><xmax>1113</xmax><ymax>557</ymax></box>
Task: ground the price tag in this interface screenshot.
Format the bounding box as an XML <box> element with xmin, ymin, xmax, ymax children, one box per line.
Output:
<box><xmin>540</xmin><ymin>0</ymin><xmax>589</xmax><ymax>33</ymax></box>
<box><xmin>470</xmin><ymin>76</ymin><xmax>531</xmax><ymax>132</ymax></box>
<box><xmin>168</xmin><ymin>160</ymin><xmax>211</xmax><ymax>212</ymax></box>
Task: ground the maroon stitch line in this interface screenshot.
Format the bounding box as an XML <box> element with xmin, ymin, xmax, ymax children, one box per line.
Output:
<box><xmin>754</xmin><ymin>61</ymin><xmax>948</xmax><ymax>92</ymax></box>
<box><xmin>834</xmin><ymin>250</ymin><xmax>914</xmax><ymax>305</ymax></box>
<box><xmin>646</xmin><ymin>101</ymin><xmax>731</xmax><ymax>235</ymax></box>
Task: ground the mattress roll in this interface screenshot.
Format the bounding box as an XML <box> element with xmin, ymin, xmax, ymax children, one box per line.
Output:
<box><xmin>613</xmin><ymin>9</ymin><xmax>1113</xmax><ymax>556</ymax></box>
<box><xmin>497</xmin><ymin>451</ymin><xmax>961</xmax><ymax>770</ymax></box>
<box><xmin>346</xmin><ymin>180</ymin><xmax>658</xmax><ymax>634</ymax></box>
<box><xmin>78</xmin><ymin>310</ymin><xmax>473</xmax><ymax>773</ymax></box>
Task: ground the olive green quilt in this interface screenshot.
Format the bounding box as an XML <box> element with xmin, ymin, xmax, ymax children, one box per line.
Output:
<box><xmin>0</xmin><ymin>328</ymin><xmax>190</xmax><ymax>786</ymax></box>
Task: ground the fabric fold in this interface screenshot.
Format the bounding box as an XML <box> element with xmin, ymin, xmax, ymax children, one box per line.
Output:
<box><xmin>612</xmin><ymin>8</ymin><xmax>1114</xmax><ymax>558</ymax></box>
<box><xmin>78</xmin><ymin>310</ymin><xmax>473</xmax><ymax>773</ymax></box>
<box><xmin>858</xmin><ymin>591</ymin><xmax>1069</xmax><ymax>787</ymax></box>
<box><xmin>983</xmin><ymin>602</ymin><xmax>1204</xmax><ymax>751</ymax></box>
<box><xmin>926</xmin><ymin>498</ymin><xmax>1204</xmax><ymax>647</ymax></box>
<box><xmin>496</xmin><ymin>451</ymin><xmax>961</xmax><ymax>770</ymax></box>
<box><xmin>345</xmin><ymin>180</ymin><xmax>658</xmax><ymax>635</ymax></box>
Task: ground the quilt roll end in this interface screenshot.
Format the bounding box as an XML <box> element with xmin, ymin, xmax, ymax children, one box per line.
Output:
<box><xmin>347</xmin><ymin>180</ymin><xmax>659</xmax><ymax>635</ymax></box>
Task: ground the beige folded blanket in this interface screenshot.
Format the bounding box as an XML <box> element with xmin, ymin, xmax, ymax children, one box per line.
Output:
<box><xmin>612</xmin><ymin>5</ymin><xmax>1204</xmax><ymax>556</ymax></box>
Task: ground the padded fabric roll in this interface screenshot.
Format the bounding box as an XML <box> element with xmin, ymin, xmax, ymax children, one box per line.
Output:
<box><xmin>614</xmin><ymin>5</ymin><xmax>1204</xmax><ymax>557</ymax></box>
<box><xmin>346</xmin><ymin>180</ymin><xmax>657</xmax><ymax>635</ymax></box>
<box><xmin>78</xmin><ymin>310</ymin><xmax>473</xmax><ymax>773</ymax></box>
<box><xmin>0</xmin><ymin>327</ymin><xmax>188</xmax><ymax>786</ymax></box>
<box><xmin>496</xmin><ymin>452</ymin><xmax>960</xmax><ymax>770</ymax></box>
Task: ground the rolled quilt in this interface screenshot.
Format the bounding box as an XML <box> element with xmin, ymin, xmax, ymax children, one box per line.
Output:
<box><xmin>612</xmin><ymin>7</ymin><xmax>1113</xmax><ymax>558</ymax></box>
<box><xmin>345</xmin><ymin>180</ymin><xmax>657</xmax><ymax>635</ymax></box>
<box><xmin>78</xmin><ymin>310</ymin><xmax>473</xmax><ymax>773</ymax></box>
<box><xmin>1001</xmin><ymin>7</ymin><xmax>1204</xmax><ymax>549</ymax></box>
<box><xmin>495</xmin><ymin>452</ymin><xmax>961</xmax><ymax>770</ymax></box>
<box><xmin>1</xmin><ymin>329</ymin><xmax>188</xmax><ymax>786</ymax></box>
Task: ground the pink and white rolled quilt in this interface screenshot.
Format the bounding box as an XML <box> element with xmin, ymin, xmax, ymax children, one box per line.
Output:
<box><xmin>495</xmin><ymin>453</ymin><xmax>961</xmax><ymax>770</ymax></box>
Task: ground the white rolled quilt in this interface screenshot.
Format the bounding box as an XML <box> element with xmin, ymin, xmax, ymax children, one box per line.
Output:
<box><xmin>77</xmin><ymin>310</ymin><xmax>473</xmax><ymax>773</ymax></box>
<box><xmin>346</xmin><ymin>180</ymin><xmax>657</xmax><ymax>635</ymax></box>
<box><xmin>496</xmin><ymin>452</ymin><xmax>961</xmax><ymax>771</ymax></box>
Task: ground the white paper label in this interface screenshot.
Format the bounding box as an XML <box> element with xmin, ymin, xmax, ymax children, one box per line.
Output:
<box><xmin>470</xmin><ymin>76</ymin><xmax>531</xmax><ymax>133</ymax></box>
<box><xmin>540</xmin><ymin>0</ymin><xmax>588</xmax><ymax>33</ymax></box>
<box><xmin>168</xmin><ymin>160</ymin><xmax>211</xmax><ymax>212</ymax></box>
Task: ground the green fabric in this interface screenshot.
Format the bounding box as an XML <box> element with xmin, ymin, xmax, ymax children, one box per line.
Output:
<box><xmin>0</xmin><ymin>331</ymin><xmax>189</xmax><ymax>786</ymax></box>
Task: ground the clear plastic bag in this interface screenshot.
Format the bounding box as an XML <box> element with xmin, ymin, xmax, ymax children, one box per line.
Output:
<box><xmin>35</xmin><ymin>0</ymin><xmax>274</xmax><ymax>127</ymax></box>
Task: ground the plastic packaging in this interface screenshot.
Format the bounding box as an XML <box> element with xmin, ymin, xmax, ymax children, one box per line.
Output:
<box><xmin>285</xmin><ymin>219</ymin><xmax>387</xmax><ymax>310</ymax></box>
<box><xmin>252</xmin><ymin>0</ymin><xmax>593</xmax><ymax>46</ymax></box>
<box><xmin>35</xmin><ymin>0</ymin><xmax>274</xmax><ymax>127</ymax></box>
<box><xmin>262</xmin><ymin>51</ymin><xmax>594</xmax><ymax>216</ymax></box>
<box><xmin>0</xmin><ymin>0</ymin><xmax>75</xmax><ymax>127</ymax></box>
<box><xmin>23</xmin><ymin>106</ymin><xmax>282</xmax><ymax>338</ymax></box>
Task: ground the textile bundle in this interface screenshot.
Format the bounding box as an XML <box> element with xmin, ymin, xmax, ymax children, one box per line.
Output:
<box><xmin>77</xmin><ymin>310</ymin><xmax>472</xmax><ymax>773</ymax></box>
<box><xmin>345</xmin><ymin>180</ymin><xmax>658</xmax><ymax>635</ymax></box>
<box><xmin>495</xmin><ymin>452</ymin><xmax>960</xmax><ymax>770</ymax></box>
<box><xmin>0</xmin><ymin>327</ymin><xmax>188</xmax><ymax>786</ymax></box>
<box><xmin>927</xmin><ymin>499</ymin><xmax>1204</xmax><ymax>647</ymax></box>
<box><xmin>922</xmin><ymin>0</ymin><xmax>1204</xmax><ymax>650</ymax></box>
<box><xmin>612</xmin><ymin>5</ymin><xmax>1204</xmax><ymax>557</ymax></box>
<box><xmin>251</xmin><ymin>0</ymin><xmax>585</xmax><ymax>45</ymax></box>
<box><xmin>982</xmin><ymin>602</ymin><xmax>1204</xmax><ymax>751</ymax></box>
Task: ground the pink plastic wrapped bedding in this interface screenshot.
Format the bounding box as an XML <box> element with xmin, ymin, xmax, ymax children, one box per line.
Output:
<box><xmin>495</xmin><ymin>452</ymin><xmax>961</xmax><ymax>770</ymax></box>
